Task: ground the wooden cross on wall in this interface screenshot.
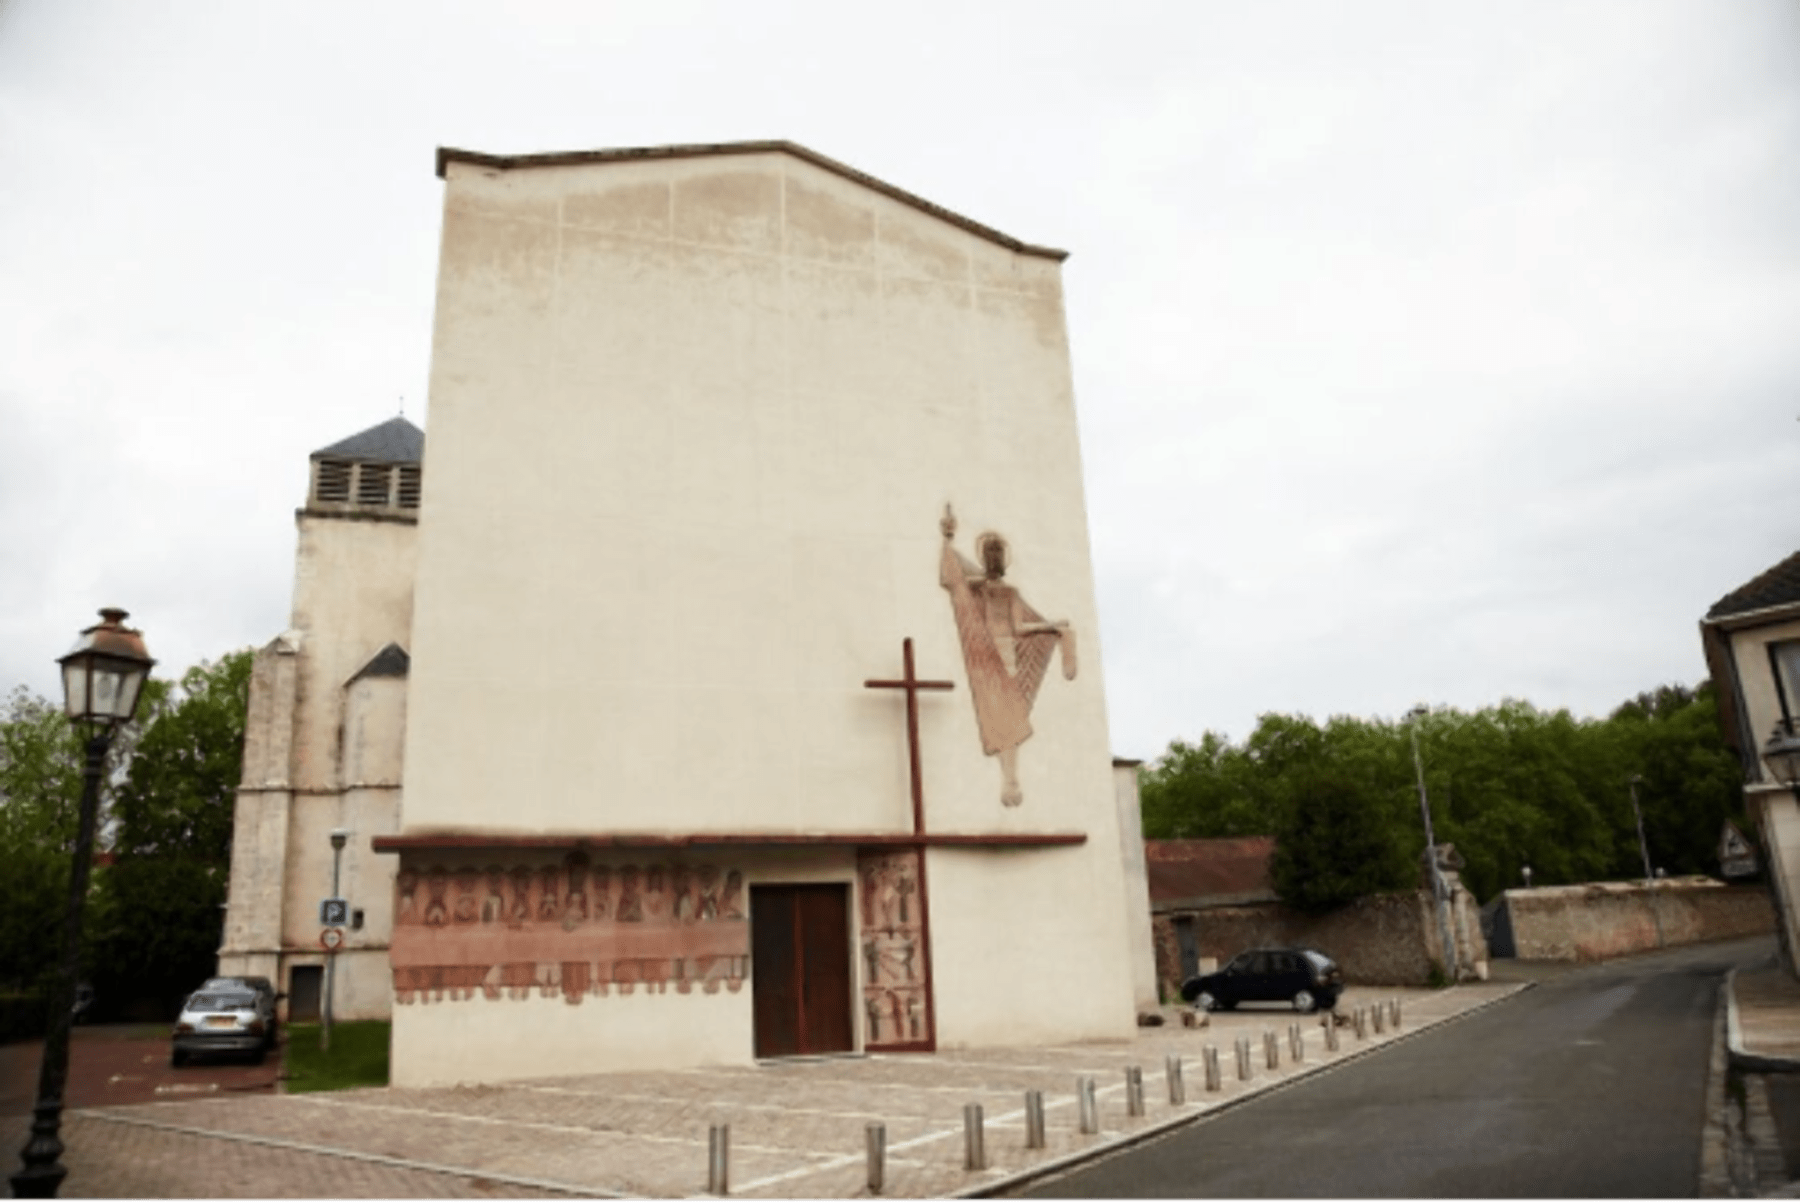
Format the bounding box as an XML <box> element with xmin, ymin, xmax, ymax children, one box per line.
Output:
<box><xmin>864</xmin><ymin>638</ymin><xmax>954</xmax><ymax>836</ymax></box>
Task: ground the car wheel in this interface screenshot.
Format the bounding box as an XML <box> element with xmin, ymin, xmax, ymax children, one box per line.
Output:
<box><xmin>1196</xmin><ymin>990</ymin><xmax>1220</xmax><ymax>1012</ymax></box>
<box><xmin>1292</xmin><ymin>989</ymin><xmax>1317</xmax><ymax>1014</ymax></box>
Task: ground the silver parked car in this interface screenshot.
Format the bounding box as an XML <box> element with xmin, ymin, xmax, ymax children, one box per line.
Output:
<box><xmin>171</xmin><ymin>978</ymin><xmax>278</xmax><ymax>1065</ymax></box>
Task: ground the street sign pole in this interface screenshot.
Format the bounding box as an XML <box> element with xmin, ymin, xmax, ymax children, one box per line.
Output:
<box><xmin>323</xmin><ymin>830</ymin><xmax>348</xmax><ymax>1052</ymax></box>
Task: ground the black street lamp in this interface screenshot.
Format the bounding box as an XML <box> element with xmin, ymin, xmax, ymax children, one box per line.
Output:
<box><xmin>11</xmin><ymin>609</ymin><xmax>154</xmax><ymax>1199</ymax></box>
<box><xmin>1763</xmin><ymin>721</ymin><xmax>1800</xmax><ymax>791</ymax></box>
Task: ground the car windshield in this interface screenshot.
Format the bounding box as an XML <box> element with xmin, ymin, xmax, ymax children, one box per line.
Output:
<box><xmin>187</xmin><ymin>992</ymin><xmax>256</xmax><ymax>1011</ymax></box>
<box><xmin>1300</xmin><ymin>951</ymin><xmax>1335</xmax><ymax>972</ymax></box>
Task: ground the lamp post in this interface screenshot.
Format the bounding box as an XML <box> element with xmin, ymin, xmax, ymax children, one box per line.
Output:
<box><xmin>1627</xmin><ymin>775</ymin><xmax>1654</xmax><ymax>887</ymax></box>
<box><xmin>1408</xmin><ymin>705</ymin><xmax>1459</xmax><ymax>981</ymax></box>
<box><xmin>1522</xmin><ymin>864</ymin><xmax>1533</xmax><ymax>889</ymax></box>
<box><xmin>322</xmin><ymin>828</ymin><xmax>347</xmax><ymax>1053</ymax></box>
<box><xmin>12</xmin><ymin>609</ymin><xmax>153</xmax><ymax>1199</ymax></box>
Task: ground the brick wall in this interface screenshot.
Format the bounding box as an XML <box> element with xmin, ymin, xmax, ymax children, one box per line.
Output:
<box><xmin>1152</xmin><ymin>886</ymin><xmax>1490</xmax><ymax>995</ymax></box>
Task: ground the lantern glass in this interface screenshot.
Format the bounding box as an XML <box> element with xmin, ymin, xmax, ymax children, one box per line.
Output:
<box><xmin>57</xmin><ymin>611</ymin><xmax>154</xmax><ymax>727</ymax></box>
<box><xmin>1763</xmin><ymin>724</ymin><xmax>1800</xmax><ymax>787</ymax></box>
<box><xmin>61</xmin><ymin>658</ymin><xmax>88</xmax><ymax>721</ymax></box>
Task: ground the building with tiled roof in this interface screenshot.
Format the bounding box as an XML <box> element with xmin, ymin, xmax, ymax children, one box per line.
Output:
<box><xmin>1700</xmin><ymin>550</ymin><xmax>1800</xmax><ymax>977</ymax></box>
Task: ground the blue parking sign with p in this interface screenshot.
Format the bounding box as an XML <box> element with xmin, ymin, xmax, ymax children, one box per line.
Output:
<box><xmin>320</xmin><ymin>897</ymin><xmax>349</xmax><ymax>927</ymax></box>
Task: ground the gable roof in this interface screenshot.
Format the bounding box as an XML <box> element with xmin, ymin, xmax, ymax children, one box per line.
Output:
<box><xmin>347</xmin><ymin>642</ymin><xmax>410</xmax><ymax>685</ymax></box>
<box><xmin>1144</xmin><ymin>837</ymin><xmax>1278</xmax><ymax>911</ymax></box>
<box><xmin>1707</xmin><ymin>550</ymin><xmax>1800</xmax><ymax>620</ymax></box>
<box><xmin>435</xmin><ymin>141</ymin><xmax>1068</xmax><ymax>263</ymax></box>
<box><xmin>313</xmin><ymin>417</ymin><xmax>424</xmax><ymax>464</ymax></box>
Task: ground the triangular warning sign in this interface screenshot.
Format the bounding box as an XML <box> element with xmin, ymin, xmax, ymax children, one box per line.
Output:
<box><xmin>1721</xmin><ymin>821</ymin><xmax>1752</xmax><ymax>860</ymax></box>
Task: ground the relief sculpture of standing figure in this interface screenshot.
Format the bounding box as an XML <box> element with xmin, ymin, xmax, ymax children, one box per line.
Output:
<box><xmin>939</xmin><ymin>505</ymin><xmax>1077</xmax><ymax>806</ymax></box>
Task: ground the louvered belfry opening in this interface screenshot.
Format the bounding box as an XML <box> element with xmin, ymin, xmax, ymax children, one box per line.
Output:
<box><xmin>307</xmin><ymin>417</ymin><xmax>425</xmax><ymax>516</ymax></box>
<box><xmin>315</xmin><ymin>459</ymin><xmax>353</xmax><ymax>503</ymax></box>
<box><xmin>357</xmin><ymin>463</ymin><xmax>394</xmax><ymax>507</ymax></box>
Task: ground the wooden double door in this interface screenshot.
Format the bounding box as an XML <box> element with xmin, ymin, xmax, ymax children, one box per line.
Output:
<box><xmin>751</xmin><ymin>883</ymin><xmax>853</xmax><ymax>1058</ymax></box>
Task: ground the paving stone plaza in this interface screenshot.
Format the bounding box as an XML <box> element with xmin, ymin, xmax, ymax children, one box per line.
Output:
<box><xmin>1</xmin><ymin>982</ymin><xmax>1522</xmax><ymax>1198</ymax></box>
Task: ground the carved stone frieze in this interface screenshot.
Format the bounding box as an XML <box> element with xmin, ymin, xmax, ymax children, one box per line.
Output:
<box><xmin>391</xmin><ymin>851</ymin><xmax>749</xmax><ymax>1005</ymax></box>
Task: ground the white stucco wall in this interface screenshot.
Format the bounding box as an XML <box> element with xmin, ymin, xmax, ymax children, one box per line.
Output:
<box><xmin>1111</xmin><ymin>762</ymin><xmax>1160</xmax><ymax>1011</ymax></box>
<box><xmin>396</xmin><ymin>146</ymin><xmax>1138</xmax><ymax>1075</ymax></box>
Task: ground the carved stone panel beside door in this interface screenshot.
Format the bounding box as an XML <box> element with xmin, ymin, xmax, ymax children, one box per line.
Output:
<box><xmin>858</xmin><ymin>848</ymin><xmax>933</xmax><ymax>1049</ymax></box>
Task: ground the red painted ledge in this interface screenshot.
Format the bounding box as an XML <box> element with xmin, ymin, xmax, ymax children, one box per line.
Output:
<box><xmin>371</xmin><ymin>831</ymin><xmax>1087</xmax><ymax>852</ymax></box>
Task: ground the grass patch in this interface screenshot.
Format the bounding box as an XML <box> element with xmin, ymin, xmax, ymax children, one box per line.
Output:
<box><xmin>282</xmin><ymin>1021</ymin><xmax>390</xmax><ymax>1093</ymax></box>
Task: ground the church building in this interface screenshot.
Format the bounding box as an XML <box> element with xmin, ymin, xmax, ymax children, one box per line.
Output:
<box><xmin>221</xmin><ymin>141</ymin><xmax>1156</xmax><ymax>1086</ymax></box>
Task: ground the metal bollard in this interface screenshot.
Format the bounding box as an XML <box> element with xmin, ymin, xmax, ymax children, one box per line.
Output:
<box><xmin>866</xmin><ymin>1123</ymin><xmax>886</xmax><ymax>1195</ymax></box>
<box><xmin>1024</xmin><ymin>1090</ymin><xmax>1046</xmax><ymax>1149</ymax></box>
<box><xmin>1126</xmin><ymin>1066</ymin><xmax>1145</xmax><ymax>1117</ymax></box>
<box><xmin>1078</xmin><ymin>1076</ymin><xmax>1099</xmax><ymax>1134</ymax></box>
<box><xmin>1373</xmin><ymin>1002</ymin><xmax>1386</xmax><ymax>1034</ymax></box>
<box><xmin>1324</xmin><ymin>1017</ymin><xmax>1340</xmax><ymax>1051</ymax></box>
<box><xmin>1235</xmin><ymin>1036</ymin><xmax>1252</xmax><ymax>1081</ymax></box>
<box><xmin>1354</xmin><ymin>1007</ymin><xmax>1367</xmax><ymax>1039</ymax></box>
<box><xmin>1204</xmin><ymin>1045</ymin><xmax>1222</xmax><ymax>1092</ymax></box>
<box><xmin>1166</xmin><ymin>1054</ymin><xmax>1186</xmax><ymax>1105</ymax></box>
<box><xmin>1390</xmin><ymin>998</ymin><xmax>1402</xmax><ymax>1029</ymax></box>
<box><xmin>1264</xmin><ymin>1029</ymin><xmax>1279</xmax><ymax>1070</ymax></box>
<box><xmin>964</xmin><ymin>1103</ymin><xmax>986</xmax><ymax>1170</ymax></box>
<box><xmin>1289</xmin><ymin>1023</ymin><xmax>1304</xmax><ymax>1063</ymax></box>
<box><xmin>708</xmin><ymin>1124</ymin><xmax>729</xmax><ymax>1195</ymax></box>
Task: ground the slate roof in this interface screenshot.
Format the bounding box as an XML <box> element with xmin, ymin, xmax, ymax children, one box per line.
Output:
<box><xmin>313</xmin><ymin>417</ymin><xmax>424</xmax><ymax>464</ymax></box>
<box><xmin>347</xmin><ymin>643</ymin><xmax>410</xmax><ymax>684</ymax></box>
<box><xmin>1144</xmin><ymin>837</ymin><xmax>1278</xmax><ymax>910</ymax></box>
<box><xmin>1707</xmin><ymin>550</ymin><xmax>1800</xmax><ymax>620</ymax></box>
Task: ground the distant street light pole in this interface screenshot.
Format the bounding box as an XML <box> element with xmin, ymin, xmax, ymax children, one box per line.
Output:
<box><xmin>12</xmin><ymin>609</ymin><xmax>154</xmax><ymax>1199</ymax></box>
<box><xmin>1408</xmin><ymin>705</ymin><xmax>1459</xmax><ymax>981</ymax></box>
<box><xmin>1627</xmin><ymin>775</ymin><xmax>1654</xmax><ymax>886</ymax></box>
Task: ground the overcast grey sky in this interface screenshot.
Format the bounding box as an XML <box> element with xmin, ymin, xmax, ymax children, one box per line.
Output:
<box><xmin>3</xmin><ymin>1</ymin><xmax>1798</xmax><ymax>759</ymax></box>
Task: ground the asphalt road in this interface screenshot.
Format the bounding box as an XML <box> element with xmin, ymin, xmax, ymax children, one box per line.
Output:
<box><xmin>0</xmin><ymin>1024</ymin><xmax>278</xmax><ymax>1117</ymax></box>
<box><xmin>1022</xmin><ymin>940</ymin><xmax>1756</xmax><ymax>1198</ymax></box>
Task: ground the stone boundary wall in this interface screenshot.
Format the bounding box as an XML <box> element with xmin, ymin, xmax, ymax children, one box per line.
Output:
<box><xmin>1151</xmin><ymin>888</ymin><xmax>1490</xmax><ymax>995</ymax></box>
<box><xmin>1496</xmin><ymin>878</ymin><xmax>1774</xmax><ymax>962</ymax></box>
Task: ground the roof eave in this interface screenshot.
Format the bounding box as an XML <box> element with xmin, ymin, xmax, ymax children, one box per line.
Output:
<box><xmin>1702</xmin><ymin>599</ymin><xmax>1800</xmax><ymax>632</ymax></box>
<box><xmin>435</xmin><ymin>142</ymin><xmax>1070</xmax><ymax>263</ymax></box>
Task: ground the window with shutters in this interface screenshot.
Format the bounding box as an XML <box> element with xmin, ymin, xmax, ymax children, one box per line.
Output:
<box><xmin>397</xmin><ymin>465</ymin><xmax>422</xmax><ymax>509</ymax></box>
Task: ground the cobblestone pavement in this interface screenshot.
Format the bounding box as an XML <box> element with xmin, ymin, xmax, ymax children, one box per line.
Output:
<box><xmin>0</xmin><ymin>982</ymin><xmax>1523</xmax><ymax>1198</ymax></box>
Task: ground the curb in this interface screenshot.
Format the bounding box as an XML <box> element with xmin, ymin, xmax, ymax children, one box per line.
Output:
<box><xmin>1726</xmin><ymin>962</ymin><xmax>1800</xmax><ymax>1074</ymax></box>
<box><xmin>955</xmin><ymin>983</ymin><xmax>1535</xmax><ymax>1199</ymax></box>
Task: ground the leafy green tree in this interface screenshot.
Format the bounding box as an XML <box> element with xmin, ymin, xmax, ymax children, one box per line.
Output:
<box><xmin>1141</xmin><ymin>731</ymin><xmax>1280</xmax><ymax>838</ymax></box>
<box><xmin>1140</xmin><ymin>678</ymin><xmax>1749</xmax><ymax>908</ymax></box>
<box><xmin>1269</xmin><ymin>762</ymin><xmax>1414</xmax><ymax>912</ymax></box>
<box><xmin>0</xmin><ymin>682</ymin><xmax>166</xmax><ymax>993</ymax></box>
<box><xmin>89</xmin><ymin>650</ymin><xmax>252</xmax><ymax>1008</ymax></box>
